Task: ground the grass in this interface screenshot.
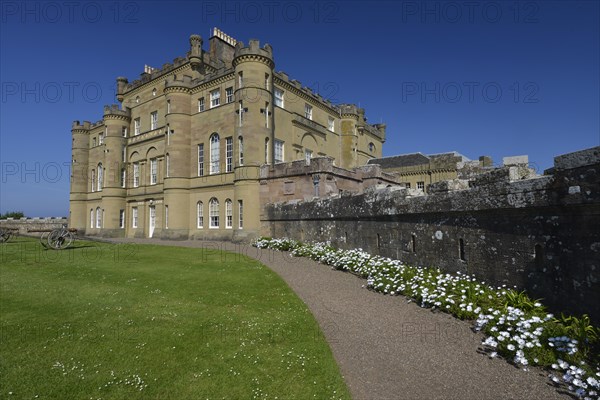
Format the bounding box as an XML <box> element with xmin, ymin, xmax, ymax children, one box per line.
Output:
<box><xmin>0</xmin><ymin>237</ymin><xmax>350</xmax><ymax>399</ymax></box>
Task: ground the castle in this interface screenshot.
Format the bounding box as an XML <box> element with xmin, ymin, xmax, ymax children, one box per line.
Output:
<box><xmin>69</xmin><ymin>28</ymin><xmax>387</xmax><ymax>240</ymax></box>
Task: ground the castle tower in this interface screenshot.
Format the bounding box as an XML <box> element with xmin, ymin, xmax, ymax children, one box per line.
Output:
<box><xmin>339</xmin><ymin>104</ymin><xmax>360</xmax><ymax>169</ymax></box>
<box><xmin>69</xmin><ymin>121</ymin><xmax>91</xmax><ymax>231</ymax></box>
<box><xmin>232</xmin><ymin>38</ymin><xmax>274</xmax><ymax>239</ymax></box>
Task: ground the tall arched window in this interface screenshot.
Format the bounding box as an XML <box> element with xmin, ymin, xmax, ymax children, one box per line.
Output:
<box><xmin>197</xmin><ymin>201</ymin><xmax>204</xmax><ymax>229</ymax></box>
<box><xmin>210</xmin><ymin>133</ymin><xmax>220</xmax><ymax>174</ymax></box>
<box><xmin>97</xmin><ymin>163</ymin><xmax>103</xmax><ymax>191</ymax></box>
<box><xmin>96</xmin><ymin>207</ymin><xmax>102</xmax><ymax>228</ymax></box>
<box><xmin>264</xmin><ymin>138</ymin><xmax>269</xmax><ymax>164</ymax></box>
<box><xmin>90</xmin><ymin>209</ymin><xmax>94</xmax><ymax>228</ymax></box>
<box><xmin>209</xmin><ymin>198</ymin><xmax>219</xmax><ymax>228</ymax></box>
<box><xmin>91</xmin><ymin>169</ymin><xmax>96</xmax><ymax>192</ymax></box>
<box><xmin>238</xmin><ymin>136</ymin><xmax>244</xmax><ymax>166</ymax></box>
<box><xmin>225</xmin><ymin>199</ymin><xmax>233</xmax><ymax>229</ymax></box>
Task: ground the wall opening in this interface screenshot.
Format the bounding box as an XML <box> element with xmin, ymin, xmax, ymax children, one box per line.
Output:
<box><xmin>459</xmin><ymin>238</ymin><xmax>466</xmax><ymax>261</ymax></box>
<box><xmin>535</xmin><ymin>244</ymin><xmax>544</xmax><ymax>270</ymax></box>
<box><xmin>377</xmin><ymin>233</ymin><xmax>382</xmax><ymax>250</ymax></box>
<box><xmin>411</xmin><ymin>234</ymin><xmax>416</xmax><ymax>253</ymax></box>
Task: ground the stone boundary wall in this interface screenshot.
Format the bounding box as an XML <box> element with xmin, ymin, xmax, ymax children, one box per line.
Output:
<box><xmin>0</xmin><ymin>218</ymin><xmax>69</xmax><ymax>235</ymax></box>
<box><xmin>264</xmin><ymin>147</ymin><xmax>600</xmax><ymax>321</ymax></box>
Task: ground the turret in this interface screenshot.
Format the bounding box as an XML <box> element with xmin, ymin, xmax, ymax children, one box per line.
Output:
<box><xmin>116</xmin><ymin>77</ymin><xmax>128</xmax><ymax>103</ymax></box>
<box><xmin>188</xmin><ymin>34</ymin><xmax>203</xmax><ymax>71</ymax></box>
<box><xmin>339</xmin><ymin>104</ymin><xmax>360</xmax><ymax>169</ymax></box>
<box><xmin>69</xmin><ymin>120</ymin><xmax>91</xmax><ymax>231</ymax></box>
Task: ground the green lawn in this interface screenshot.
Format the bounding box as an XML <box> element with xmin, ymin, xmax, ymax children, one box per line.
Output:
<box><xmin>0</xmin><ymin>237</ymin><xmax>350</xmax><ymax>399</ymax></box>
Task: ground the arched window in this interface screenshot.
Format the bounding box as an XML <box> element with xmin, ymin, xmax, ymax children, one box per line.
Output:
<box><xmin>209</xmin><ymin>198</ymin><xmax>219</xmax><ymax>228</ymax></box>
<box><xmin>96</xmin><ymin>207</ymin><xmax>102</xmax><ymax>228</ymax></box>
<box><xmin>238</xmin><ymin>136</ymin><xmax>244</xmax><ymax>166</ymax></box>
<box><xmin>265</xmin><ymin>138</ymin><xmax>269</xmax><ymax>164</ymax></box>
<box><xmin>90</xmin><ymin>209</ymin><xmax>93</xmax><ymax>228</ymax></box>
<box><xmin>97</xmin><ymin>163</ymin><xmax>103</xmax><ymax>191</ymax></box>
<box><xmin>369</xmin><ymin>142</ymin><xmax>375</xmax><ymax>152</ymax></box>
<box><xmin>210</xmin><ymin>133</ymin><xmax>220</xmax><ymax>174</ymax></box>
<box><xmin>197</xmin><ymin>201</ymin><xmax>204</xmax><ymax>229</ymax></box>
<box><xmin>225</xmin><ymin>199</ymin><xmax>233</xmax><ymax>228</ymax></box>
<box><xmin>91</xmin><ymin>169</ymin><xmax>96</xmax><ymax>192</ymax></box>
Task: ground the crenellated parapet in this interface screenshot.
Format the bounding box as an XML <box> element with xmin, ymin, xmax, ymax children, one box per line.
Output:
<box><xmin>233</xmin><ymin>39</ymin><xmax>274</xmax><ymax>69</ymax></box>
<box><xmin>103</xmin><ymin>104</ymin><xmax>130</xmax><ymax>121</ymax></box>
<box><xmin>164</xmin><ymin>74</ymin><xmax>194</xmax><ymax>94</ymax></box>
<box><xmin>71</xmin><ymin>120</ymin><xmax>91</xmax><ymax>132</ymax></box>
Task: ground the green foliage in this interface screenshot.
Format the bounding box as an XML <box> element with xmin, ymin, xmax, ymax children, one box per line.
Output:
<box><xmin>0</xmin><ymin>211</ymin><xmax>25</xmax><ymax>219</ymax></box>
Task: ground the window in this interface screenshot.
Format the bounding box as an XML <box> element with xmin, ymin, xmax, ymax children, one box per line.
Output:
<box><xmin>90</xmin><ymin>209</ymin><xmax>93</xmax><ymax>228</ymax></box>
<box><xmin>92</xmin><ymin>137</ymin><xmax>97</xmax><ymax>147</ymax></box>
<box><xmin>122</xmin><ymin>127</ymin><xmax>128</xmax><ymax>137</ymax></box>
<box><xmin>134</xmin><ymin>118</ymin><xmax>140</xmax><ymax>135</ymax></box>
<box><xmin>96</xmin><ymin>207</ymin><xmax>102</xmax><ymax>228</ymax></box>
<box><xmin>198</xmin><ymin>144</ymin><xmax>204</xmax><ymax>176</ymax></box>
<box><xmin>165</xmin><ymin>154</ymin><xmax>170</xmax><ymax>178</ymax></box>
<box><xmin>135</xmin><ymin>96</ymin><xmax>140</xmax><ymax>103</ymax></box>
<box><xmin>132</xmin><ymin>207</ymin><xmax>138</xmax><ymax>228</ymax></box>
<box><xmin>305</xmin><ymin>149</ymin><xmax>312</xmax><ymax>165</ymax></box>
<box><xmin>226</xmin><ymin>137</ymin><xmax>233</xmax><ymax>173</ymax></box>
<box><xmin>150</xmin><ymin>111</ymin><xmax>158</xmax><ymax>130</ymax></box>
<box><xmin>197</xmin><ymin>201</ymin><xmax>204</xmax><ymax>228</ymax></box>
<box><xmin>417</xmin><ymin>181</ymin><xmax>425</xmax><ymax>191</ymax></box>
<box><xmin>264</xmin><ymin>138</ymin><xmax>269</xmax><ymax>164</ymax></box>
<box><xmin>275</xmin><ymin>88</ymin><xmax>284</xmax><ymax>108</ymax></box>
<box><xmin>152</xmin><ymin>88</ymin><xmax>156</xmax><ymax>96</ymax></box>
<box><xmin>210</xmin><ymin>89</ymin><xmax>220</xmax><ymax>108</ymax></box>
<box><xmin>459</xmin><ymin>238</ymin><xmax>466</xmax><ymax>261</ymax></box>
<box><xmin>265</xmin><ymin>73</ymin><xmax>269</xmax><ymax>89</ymax></box>
<box><xmin>238</xmin><ymin>200</ymin><xmax>243</xmax><ymax>229</ymax></box>
<box><xmin>238</xmin><ymin>101</ymin><xmax>244</xmax><ymax>126</ymax></box>
<box><xmin>99</xmin><ymin>132</ymin><xmax>104</xmax><ymax>145</ymax></box>
<box><xmin>119</xmin><ymin>210</ymin><xmax>125</xmax><ymax>229</ymax></box>
<box><xmin>238</xmin><ymin>72</ymin><xmax>243</xmax><ymax>88</ymax></box>
<box><xmin>405</xmin><ymin>182</ymin><xmax>411</xmax><ymax>189</ymax></box>
<box><xmin>133</xmin><ymin>162</ymin><xmax>140</xmax><ymax>187</ymax></box>
<box><xmin>226</xmin><ymin>87</ymin><xmax>233</xmax><ymax>103</ymax></box>
<box><xmin>122</xmin><ymin>147</ymin><xmax>126</xmax><ymax>162</ymax></box>
<box><xmin>209</xmin><ymin>198</ymin><xmax>219</xmax><ymax>228</ymax></box>
<box><xmin>91</xmin><ymin>169</ymin><xmax>96</xmax><ymax>192</ymax></box>
<box><xmin>225</xmin><ymin>199</ymin><xmax>232</xmax><ymax>228</ymax></box>
<box><xmin>120</xmin><ymin>168</ymin><xmax>126</xmax><ymax>188</ymax></box>
<box><xmin>150</xmin><ymin>158</ymin><xmax>157</xmax><ymax>185</ymax></box>
<box><xmin>328</xmin><ymin>117</ymin><xmax>335</xmax><ymax>132</ymax></box>
<box><xmin>274</xmin><ymin>140</ymin><xmax>284</xmax><ymax>163</ymax></box>
<box><xmin>264</xmin><ymin>102</ymin><xmax>269</xmax><ymax>128</ymax></box>
<box><xmin>304</xmin><ymin>103</ymin><xmax>312</xmax><ymax>120</ymax></box>
<box><xmin>97</xmin><ymin>163</ymin><xmax>103</xmax><ymax>191</ymax></box>
<box><xmin>411</xmin><ymin>234</ymin><xmax>416</xmax><ymax>253</ymax></box>
<box><xmin>238</xmin><ymin>136</ymin><xmax>244</xmax><ymax>166</ymax></box>
<box><xmin>165</xmin><ymin>205</ymin><xmax>169</xmax><ymax>229</ymax></box>
<box><xmin>167</xmin><ymin>100</ymin><xmax>171</xmax><ymax>114</ymax></box>
<box><xmin>210</xmin><ymin>134</ymin><xmax>220</xmax><ymax>174</ymax></box>
<box><xmin>198</xmin><ymin>97</ymin><xmax>205</xmax><ymax>112</ymax></box>
<box><xmin>368</xmin><ymin>142</ymin><xmax>375</xmax><ymax>152</ymax></box>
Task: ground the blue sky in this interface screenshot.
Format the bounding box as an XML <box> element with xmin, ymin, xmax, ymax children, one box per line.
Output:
<box><xmin>1</xmin><ymin>0</ymin><xmax>599</xmax><ymax>216</ymax></box>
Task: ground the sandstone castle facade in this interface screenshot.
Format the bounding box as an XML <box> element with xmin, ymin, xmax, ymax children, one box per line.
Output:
<box><xmin>69</xmin><ymin>28</ymin><xmax>386</xmax><ymax>240</ymax></box>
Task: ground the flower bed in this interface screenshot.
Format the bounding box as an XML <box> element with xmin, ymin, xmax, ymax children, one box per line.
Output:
<box><xmin>253</xmin><ymin>237</ymin><xmax>600</xmax><ymax>399</ymax></box>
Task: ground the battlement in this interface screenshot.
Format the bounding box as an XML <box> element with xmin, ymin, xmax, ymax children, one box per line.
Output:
<box><xmin>103</xmin><ymin>104</ymin><xmax>130</xmax><ymax>118</ymax></box>
<box><xmin>165</xmin><ymin>74</ymin><xmax>194</xmax><ymax>90</ymax></box>
<box><xmin>233</xmin><ymin>39</ymin><xmax>274</xmax><ymax>65</ymax></box>
<box><xmin>72</xmin><ymin>120</ymin><xmax>91</xmax><ymax>130</ymax></box>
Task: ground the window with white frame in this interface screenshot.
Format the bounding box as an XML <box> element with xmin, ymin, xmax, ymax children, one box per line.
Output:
<box><xmin>165</xmin><ymin>205</ymin><xmax>169</xmax><ymax>229</ymax></box>
<box><xmin>274</xmin><ymin>140</ymin><xmax>284</xmax><ymax>163</ymax></box>
<box><xmin>304</xmin><ymin>103</ymin><xmax>312</xmax><ymax>120</ymax></box>
<box><xmin>96</xmin><ymin>207</ymin><xmax>102</xmax><ymax>228</ymax></box>
<box><xmin>209</xmin><ymin>198</ymin><xmax>219</xmax><ymax>228</ymax></box>
<box><xmin>238</xmin><ymin>136</ymin><xmax>244</xmax><ymax>166</ymax></box>
<box><xmin>150</xmin><ymin>111</ymin><xmax>158</xmax><ymax>130</ymax></box>
<box><xmin>264</xmin><ymin>102</ymin><xmax>269</xmax><ymax>128</ymax></box>
<box><xmin>274</xmin><ymin>88</ymin><xmax>284</xmax><ymax>108</ymax></box>
<box><xmin>265</xmin><ymin>73</ymin><xmax>269</xmax><ymax>89</ymax></box>
<box><xmin>198</xmin><ymin>97</ymin><xmax>205</xmax><ymax>112</ymax></box>
<box><xmin>99</xmin><ymin>132</ymin><xmax>104</xmax><ymax>145</ymax></box>
<box><xmin>209</xmin><ymin>134</ymin><xmax>220</xmax><ymax>174</ymax></box>
<box><xmin>198</xmin><ymin>144</ymin><xmax>204</xmax><ymax>176</ymax></box>
<box><xmin>264</xmin><ymin>138</ymin><xmax>269</xmax><ymax>164</ymax></box>
<box><xmin>238</xmin><ymin>101</ymin><xmax>244</xmax><ymax>126</ymax></box>
<box><xmin>90</xmin><ymin>209</ymin><xmax>93</xmax><ymax>228</ymax></box>
<box><xmin>134</xmin><ymin>118</ymin><xmax>140</xmax><ymax>135</ymax></box>
<box><xmin>197</xmin><ymin>201</ymin><xmax>204</xmax><ymax>228</ymax></box>
<box><xmin>150</xmin><ymin>158</ymin><xmax>157</xmax><ymax>185</ymax></box>
<box><xmin>132</xmin><ymin>207</ymin><xmax>138</xmax><ymax>228</ymax></box>
<box><xmin>328</xmin><ymin>116</ymin><xmax>335</xmax><ymax>132</ymax></box>
<box><xmin>225</xmin><ymin>199</ymin><xmax>232</xmax><ymax>228</ymax></box>
<box><xmin>165</xmin><ymin>154</ymin><xmax>170</xmax><ymax>177</ymax></box>
<box><xmin>226</xmin><ymin>137</ymin><xmax>233</xmax><ymax>172</ymax></box>
<box><xmin>305</xmin><ymin>149</ymin><xmax>313</xmax><ymax>165</ymax></box>
<box><xmin>238</xmin><ymin>72</ymin><xmax>243</xmax><ymax>88</ymax></box>
<box><xmin>226</xmin><ymin>87</ymin><xmax>233</xmax><ymax>103</ymax></box>
<box><xmin>92</xmin><ymin>137</ymin><xmax>97</xmax><ymax>147</ymax></box>
<box><xmin>417</xmin><ymin>181</ymin><xmax>425</xmax><ymax>191</ymax></box>
<box><xmin>167</xmin><ymin>100</ymin><xmax>171</xmax><ymax>114</ymax></box>
<box><xmin>91</xmin><ymin>169</ymin><xmax>96</xmax><ymax>192</ymax></box>
<box><xmin>210</xmin><ymin>89</ymin><xmax>220</xmax><ymax>108</ymax></box>
<box><xmin>238</xmin><ymin>200</ymin><xmax>243</xmax><ymax>229</ymax></box>
<box><xmin>122</xmin><ymin>127</ymin><xmax>128</xmax><ymax>137</ymax></box>
<box><xmin>133</xmin><ymin>162</ymin><xmax>140</xmax><ymax>187</ymax></box>
<box><xmin>119</xmin><ymin>209</ymin><xmax>125</xmax><ymax>228</ymax></box>
<box><xmin>97</xmin><ymin>163</ymin><xmax>103</xmax><ymax>191</ymax></box>
<box><xmin>120</xmin><ymin>168</ymin><xmax>126</xmax><ymax>188</ymax></box>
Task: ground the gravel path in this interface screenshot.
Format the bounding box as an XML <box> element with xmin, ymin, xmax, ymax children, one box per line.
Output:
<box><xmin>103</xmin><ymin>238</ymin><xmax>568</xmax><ymax>400</ymax></box>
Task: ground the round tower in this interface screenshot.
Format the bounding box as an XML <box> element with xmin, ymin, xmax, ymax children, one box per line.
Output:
<box><xmin>232</xmin><ymin>39</ymin><xmax>275</xmax><ymax>240</ymax></box>
<box><xmin>100</xmin><ymin>105</ymin><xmax>130</xmax><ymax>236</ymax></box>
<box><xmin>339</xmin><ymin>104</ymin><xmax>360</xmax><ymax>169</ymax></box>
<box><xmin>70</xmin><ymin>121</ymin><xmax>91</xmax><ymax>231</ymax></box>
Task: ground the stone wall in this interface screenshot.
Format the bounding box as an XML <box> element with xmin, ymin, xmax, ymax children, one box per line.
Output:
<box><xmin>0</xmin><ymin>217</ymin><xmax>69</xmax><ymax>236</ymax></box>
<box><xmin>263</xmin><ymin>147</ymin><xmax>600</xmax><ymax>321</ymax></box>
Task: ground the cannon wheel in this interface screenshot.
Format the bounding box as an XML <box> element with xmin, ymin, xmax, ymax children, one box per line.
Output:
<box><xmin>47</xmin><ymin>230</ymin><xmax>74</xmax><ymax>250</ymax></box>
<box><xmin>39</xmin><ymin>232</ymin><xmax>50</xmax><ymax>248</ymax></box>
<box><xmin>0</xmin><ymin>230</ymin><xmax>11</xmax><ymax>243</ymax></box>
